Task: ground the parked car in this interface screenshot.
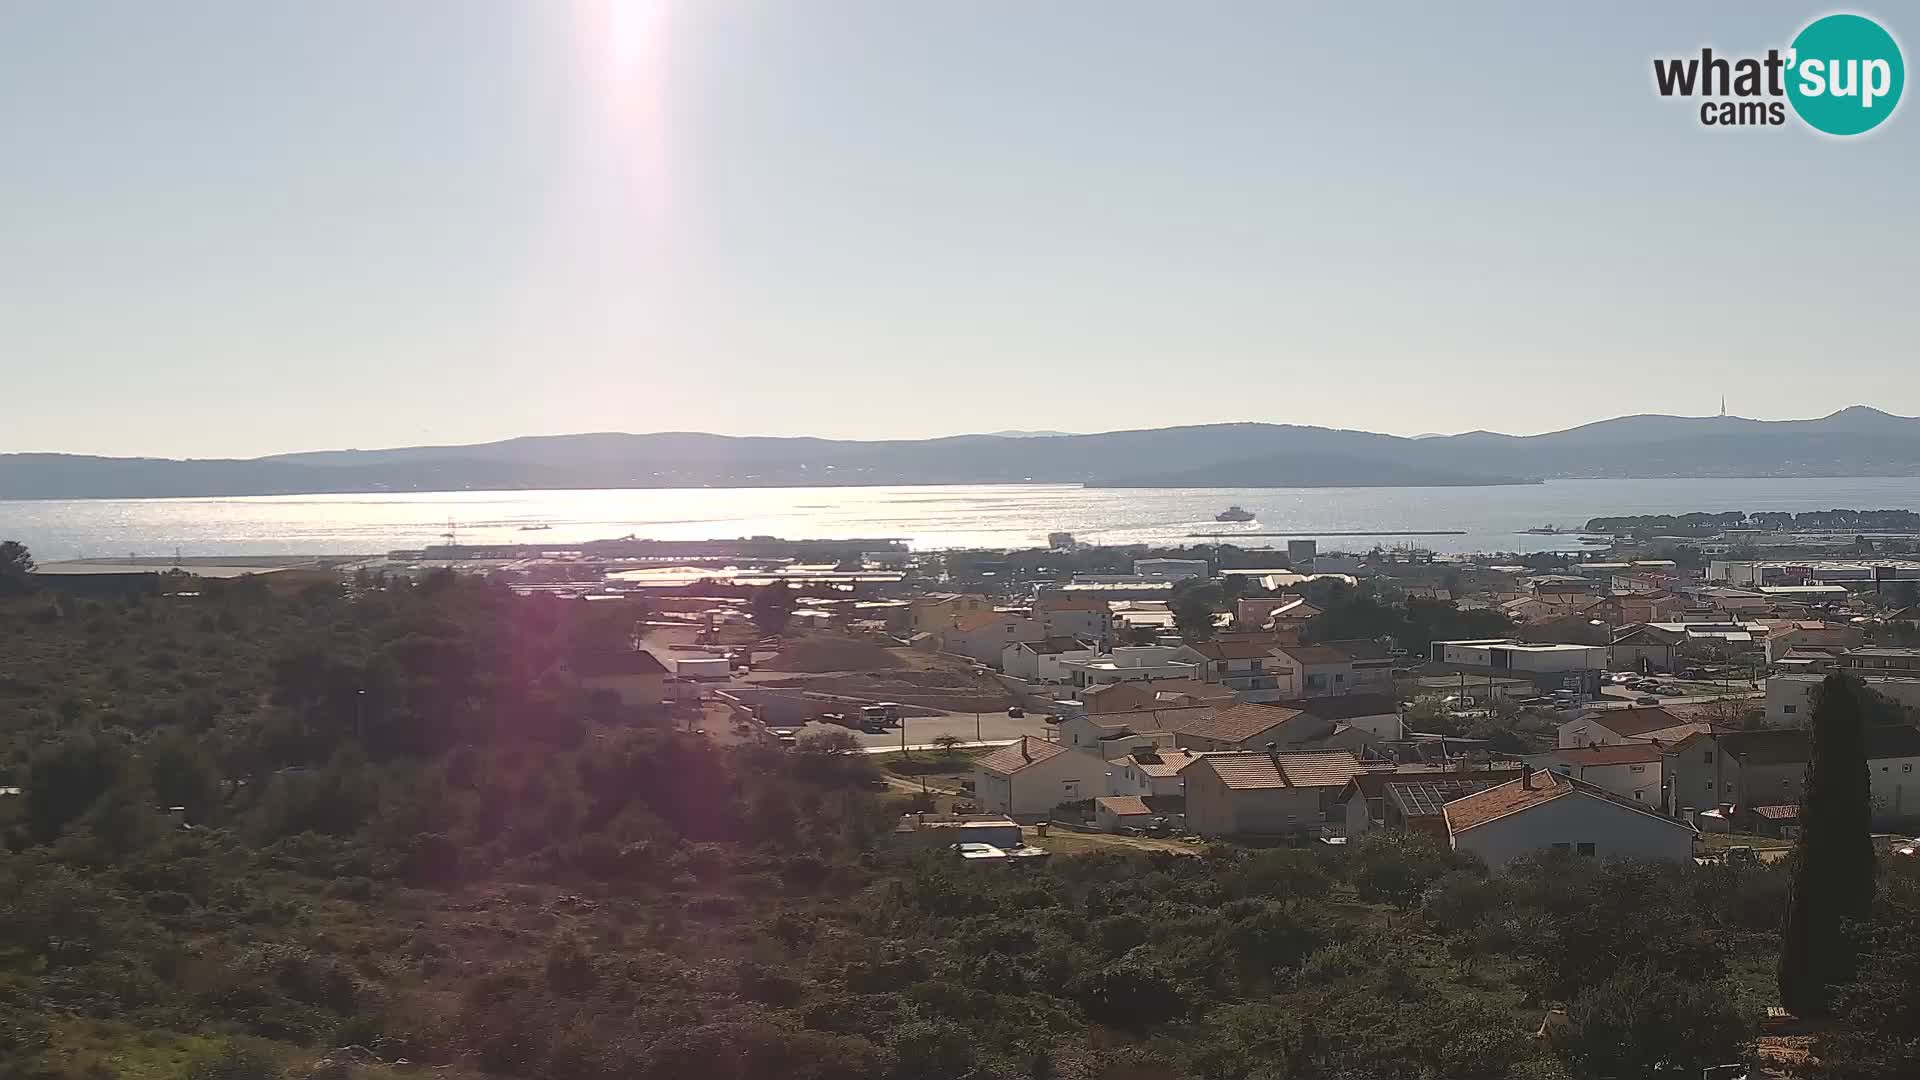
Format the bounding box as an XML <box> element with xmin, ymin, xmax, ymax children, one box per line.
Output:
<box><xmin>1635</xmin><ymin>695</ymin><xmax>1661</xmax><ymax>705</ymax></box>
<box><xmin>1007</xmin><ymin>705</ymin><xmax>1025</xmax><ymax>718</ymax></box>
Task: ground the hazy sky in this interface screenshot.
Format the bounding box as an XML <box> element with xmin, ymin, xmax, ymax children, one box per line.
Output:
<box><xmin>2</xmin><ymin>2</ymin><xmax>1915</xmax><ymax>458</ymax></box>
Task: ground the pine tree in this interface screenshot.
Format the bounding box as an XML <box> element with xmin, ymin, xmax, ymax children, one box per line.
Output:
<box><xmin>1779</xmin><ymin>673</ymin><xmax>1877</xmax><ymax>1015</ymax></box>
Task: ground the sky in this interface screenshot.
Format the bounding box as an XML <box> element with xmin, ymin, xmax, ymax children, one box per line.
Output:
<box><xmin>1</xmin><ymin>1</ymin><xmax>1916</xmax><ymax>458</ymax></box>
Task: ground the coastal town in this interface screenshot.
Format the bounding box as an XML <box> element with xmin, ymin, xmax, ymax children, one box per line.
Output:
<box><xmin>28</xmin><ymin>515</ymin><xmax>1920</xmax><ymax>860</ymax></box>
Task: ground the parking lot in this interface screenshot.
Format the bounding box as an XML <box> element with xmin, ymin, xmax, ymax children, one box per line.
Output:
<box><xmin>795</xmin><ymin>708</ymin><xmax>1056</xmax><ymax>750</ymax></box>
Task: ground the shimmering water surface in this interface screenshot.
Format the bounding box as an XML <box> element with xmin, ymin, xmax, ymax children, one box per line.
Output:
<box><xmin>8</xmin><ymin>477</ymin><xmax>1920</xmax><ymax>560</ymax></box>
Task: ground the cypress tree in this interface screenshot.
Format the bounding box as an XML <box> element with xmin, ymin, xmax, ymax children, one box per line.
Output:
<box><xmin>1779</xmin><ymin>673</ymin><xmax>1877</xmax><ymax>1015</ymax></box>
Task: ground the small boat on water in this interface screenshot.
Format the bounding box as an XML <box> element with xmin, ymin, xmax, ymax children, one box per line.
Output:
<box><xmin>1215</xmin><ymin>505</ymin><xmax>1256</xmax><ymax>522</ymax></box>
<box><xmin>519</xmin><ymin>523</ymin><xmax>553</xmax><ymax>532</ymax></box>
<box><xmin>1521</xmin><ymin>525</ymin><xmax>1562</xmax><ymax>535</ymax></box>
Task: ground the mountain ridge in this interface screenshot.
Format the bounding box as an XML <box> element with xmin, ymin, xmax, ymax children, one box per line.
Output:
<box><xmin>6</xmin><ymin>407</ymin><xmax>1920</xmax><ymax>500</ymax></box>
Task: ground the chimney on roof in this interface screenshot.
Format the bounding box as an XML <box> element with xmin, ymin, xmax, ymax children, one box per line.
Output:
<box><xmin>1021</xmin><ymin>738</ymin><xmax>1031</xmax><ymax>763</ymax></box>
<box><xmin>1266</xmin><ymin>740</ymin><xmax>1279</xmax><ymax>762</ymax></box>
<box><xmin>1521</xmin><ymin>763</ymin><xmax>1535</xmax><ymax>790</ymax></box>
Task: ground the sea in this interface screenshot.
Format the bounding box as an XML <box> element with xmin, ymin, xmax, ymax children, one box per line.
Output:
<box><xmin>9</xmin><ymin>476</ymin><xmax>1920</xmax><ymax>561</ymax></box>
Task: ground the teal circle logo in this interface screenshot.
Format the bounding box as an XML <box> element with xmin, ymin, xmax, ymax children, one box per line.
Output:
<box><xmin>1786</xmin><ymin>14</ymin><xmax>1904</xmax><ymax>135</ymax></box>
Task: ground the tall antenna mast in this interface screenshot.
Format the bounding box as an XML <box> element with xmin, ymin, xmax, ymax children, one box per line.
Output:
<box><xmin>1720</xmin><ymin>396</ymin><xmax>1727</xmax><ymax>418</ymax></box>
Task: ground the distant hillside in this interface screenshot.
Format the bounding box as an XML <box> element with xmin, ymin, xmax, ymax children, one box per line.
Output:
<box><xmin>6</xmin><ymin>407</ymin><xmax>1920</xmax><ymax>499</ymax></box>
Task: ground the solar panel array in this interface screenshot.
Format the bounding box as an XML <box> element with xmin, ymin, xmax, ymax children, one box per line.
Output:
<box><xmin>1388</xmin><ymin>780</ymin><xmax>1489</xmax><ymax>817</ymax></box>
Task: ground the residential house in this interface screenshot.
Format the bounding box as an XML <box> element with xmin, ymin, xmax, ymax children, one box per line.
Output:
<box><xmin>1171</xmin><ymin>702</ymin><xmax>1332</xmax><ymax>753</ymax></box>
<box><xmin>1614</xmin><ymin>592</ymin><xmax>1685</xmax><ymax>625</ymax></box>
<box><xmin>1383</xmin><ymin>779</ymin><xmax>1502</xmax><ymax>841</ymax></box>
<box><xmin>1001</xmin><ymin>636</ymin><xmax>1098</xmax><ymax>683</ymax></box>
<box><xmin>1056</xmin><ymin>706</ymin><xmax>1212</xmax><ymax>757</ymax></box>
<box><xmin>1501</xmin><ymin>595</ymin><xmax>1569</xmax><ymax>624</ymax></box>
<box><xmin>1057</xmin><ymin>645</ymin><xmax>1202</xmax><ymax>689</ymax></box>
<box><xmin>1081</xmin><ymin>678</ymin><xmax>1236</xmax><ymax>714</ymax></box>
<box><xmin>942</xmin><ymin>610</ymin><xmax>1047</xmax><ymax>667</ymax></box>
<box><xmin>1336</xmin><ymin>762</ymin><xmax>1524</xmax><ymax>837</ymax></box>
<box><xmin>1280</xmin><ymin>692</ymin><xmax>1404</xmax><ymax>742</ymax></box>
<box><xmin>1444</xmin><ymin>767</ymin><xmax>1698</xmax><ymax>864</ymax></box>
<box><xmin>1533</xmin><ymin>743</ymin><xmax>1665</xmax><ymax>804</ymax></box>
<box><xmin>908</xmin><ymin>593</ymin><xmax>992</xmax><ymax>635</ymax></box>
<box><xmin>1516</xmin><ymin>614</ymin><xmax>1614</xmax><ymax>647</ymax></box>
<box><xmin>1556</xmin><ymin>706</ymin><xmax>1709</xmax><ymax>749</ymax></box>
<box><xmin>1267</xmin><ymin>598</ymin><xmax>1325</xmax><ymax>637</ymax></box>
<box><xmin>972</xmin><ymin>736</ymin><xmax>1112</xmax><ymax>818</ymax></box>
<box><xmin>1121</xmin><ymin>747</ymin><xmax>1212</xmax><ymax>798</ymax></box>
<box><xmin>572</xmin><ymin>648</ymin><xmax>670</xmax><ymax>707</ymax></box>
<box><xmin>1698</xmin><ymin>586</ymin><xmax>1771</xmax><ymax>615</ymax></box>
<box><xmin>1132</xmin><ymin>558</ymin><xmax>1209</xmax><ymax>581</ymax></box>
<box><xmin>1175</xmin><ymin>639</ymin><xmax>1291</xmax><ymax>701</ymax></box>
<box><xmin>1609</xmin><ymin>624</ymin><xmax>1686</xmax><ymax>672</ymax></box>
<box><xmin>1034</xmin><ymin>591</ymin><xmax>1116</xmax><ymax>651</ymax></box>
<box><xmin>1428</xmin><ymin>639</ymin><xmax>1608</xmax><ymax>695</ymax></box>
<box><xmin>1109</xmin><ymin>600</ymin><xmax>1177</xmax><ymax>639</ymax></box>
<box><xmin>1766</xmin><ymin>647</ymin><xmax>1920</xmax><ymax>724</ymax></box>
<box><xmin>1664</xmin><ymin>724</ymin><xmax>1920</xmax><ymax>828</ymax></box>
<box><xmin>1313</xmin><ymin>639</ymin><xmax>1397</xmax><ymax>693</ymax></box>
<box><xmin>1236</xmin><ymin>596</ymin><xmax>1323</xmax><ymax>632</ymax></box>
<box><xmin>1185</xmin><ymin>749</ymin><xmax>1367</xmax><ymax>838</ymax></box>
<box><xmin>1268</xmin><ymin>644</ymin><xmax>1357</xmax><ymax>698</ymax></box>
<box><xmin>1530</xmin><ymin>575</ymin><xmax>1605</xmax><ymax>600</ymax></box>
<box><xmin>1093</xmin><ymin>795</ymin><xmax>1157</xmax><ymax>833</ymax></box>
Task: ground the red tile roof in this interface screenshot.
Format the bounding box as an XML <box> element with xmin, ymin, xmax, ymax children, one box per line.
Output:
<box><xmin>1751</xmin><ymin>803</ymin><xmax>1800</xmax><ymax>820</ymax></box>
<box><xmin>1185</xmin><ymin>639</ymin><xmax>1282</xmax><ymax>661</ymax></box>
<box><xmin>974</xmin><ymin>736</ymin><xmax>1070</xmax><ymax>776</ymax></box>
<box><xmin>1036</xmin><ymin>592</ymin><xmax>1112</xmax><ymax>612</ymax></box>
<box><xmin>1275</xmin><ymin>645</ymin><xmax>1352</xmax><ymax>665</ymax></box>
<box><xmin>1588</xmin><ymin>707</ymin><xmax>1684</xmax><ymax>738</ymax></box>
<box><xmin>950</xmin><ymin>610</ymin><xmax>1008</xmax><ymax>633</ymax></box>
<box><xmin>1095</xmin><ymin>795</ymin><xmax>1152</xmax><ymax>816</ymax></box>
<box><xmin>1554</xmin><ymin>744</ymin><xmax>1668</xmax><ymax>766</ymax></box>
<box><xmin>1175</xmin><ymin>703</ymin><xmax>1310</xmax><ymax>745</ymax></box>
<box><xmin>1198</xmin><ymin>749</ymin><xmax>1364</xmax><ymax>790</ymax></box>
<box><xmin>1444</xmin><ymin>771</ymin><xmax>1575</xmax><ymax>832</ymax></box>
<box><xmin>1085</xmin><ymin>705</ymin><xmax>1216</xmax><ymax>734</ymax></box>
<box><xmin>1444</xmin><ymin>771</ymin><xmax>1695</xmax><ymax>835</ymax></box>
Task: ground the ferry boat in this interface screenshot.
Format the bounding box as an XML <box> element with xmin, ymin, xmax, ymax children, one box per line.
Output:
<box><xmin>1214</xmin><ymin>505</ymin><xmax>1255</xmax><ymax>522</ymax></box>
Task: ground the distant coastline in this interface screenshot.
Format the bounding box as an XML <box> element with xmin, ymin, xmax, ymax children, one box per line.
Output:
<box><xmin>10</xmin><ymin>407</ymin><xmax>1920</xmax><ymax>500</ymax></box>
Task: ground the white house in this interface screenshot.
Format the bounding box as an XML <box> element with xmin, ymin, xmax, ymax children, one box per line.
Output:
<box><xmin>1117</xmin><ymin>747</ymin><xmax>1212</xmax><ymax>797</ymax></box>
<box><xmin>942</xmin><ymin>610</ymin><xmax>1047</xmax><ymax>667</ymax></box>
<box><xmin>1093</xmin><ymin>795</ymin><xmax>1157</xmax><ymax>833</ymax></box>
<box><xmin>1001</xmin><ymin>636</ymin><xmax>1098</xmax><ymax>683</ymax></box>
<box><xmin>1058</xmin><ymin>646</ymin><xmax>1202</xmax><ymax>688</ymax></box>
<box><xmin>1268</xmin><ymin>644</ymin><xmax>1359</xmax><ymax>698</ymax></box>
<box><xmin>1531</xmin><ymin>744</ymin><xmax>1665</xmax><ymax>805</ymax></box>
<box><xmin>1131</xmin><ymin>558</ymin><xmax>1209</xmax><ymax>581</ymax></box>
<box><xmin>1556</xmin><ymin>706</ymin><xmax>1707</xmax><ymax>749</ymax></box>
<box><xmin>1056</xmin><ymin>706</ymin><xmax>1213</xmax><ymax>757</ymax></box>
<box><xmin>972</xmin><ymin>736</ymin><xmax>1112</xmax><ymax>818</ymax></box>
<box><xmin>1429</xmin><ymin>639</ymin><xmax>1609</xmax><ymax>695</ymax></box>
<box><xmin>1034</xmin><ymin>592</ymin><xmax>1116</xmax><ymax>651</ymax></box>
<box><xmin>1175</xmin><ymin>639</ymin><xmax>1291</xmax><ymax>702</ymax></box>
<box><xmin>1443</xmin><ymin>766</ymin><xmax>1697</xmax><ymax>865</ymax></box>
